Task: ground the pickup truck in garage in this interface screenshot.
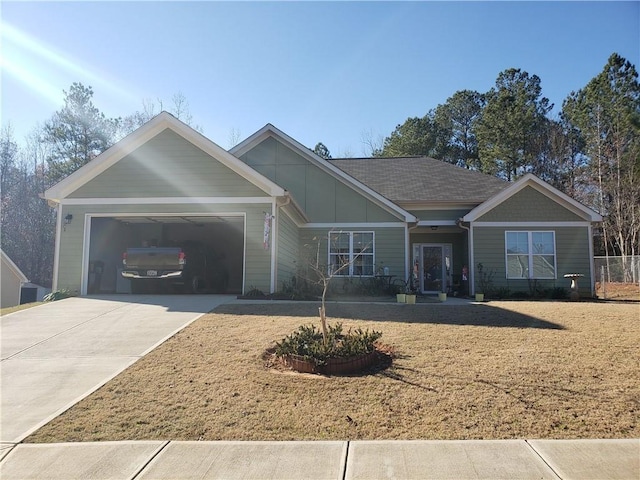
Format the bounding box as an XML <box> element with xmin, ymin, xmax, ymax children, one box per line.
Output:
<box><xmin>121</xmin><ymin>243</ymin><xmax>226</xmax><ymax>293</ymax></box>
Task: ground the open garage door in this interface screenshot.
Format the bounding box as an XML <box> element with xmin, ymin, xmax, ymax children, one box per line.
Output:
<box><xmin>87</xmin><ymin>215</ymin><xmax>244</xmax><ymax>294</ymax></box>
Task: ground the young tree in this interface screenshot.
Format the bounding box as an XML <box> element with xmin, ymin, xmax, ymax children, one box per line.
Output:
<box><xmin>476</xmin><ymin>69</ymin><xmax>553</xmax><ymax>180</ymax></box>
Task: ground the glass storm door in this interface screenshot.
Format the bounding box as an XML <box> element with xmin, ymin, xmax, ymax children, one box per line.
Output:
<box><xmin>414</xmin><ymin>244</ymin><xmax>452</xmax><ymax>293</ymax></box>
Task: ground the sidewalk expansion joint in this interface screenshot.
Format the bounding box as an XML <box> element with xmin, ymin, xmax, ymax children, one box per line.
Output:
<box><xmin>341</xmin><ymin>441</ymin><xmax>350</xmax><ymax>480</ymax></box>
<box><xmin>524</xmin><ymin>439</ymin><xmax>563</xmax><ymax>480</ymax></box>
<box><xmin>130</xmin><ymin>440</ymin><xmax>170</xmax><ymax>479</ymax></box>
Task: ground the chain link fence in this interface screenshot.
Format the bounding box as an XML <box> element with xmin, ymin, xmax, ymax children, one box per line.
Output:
<box><xmin>594</xmin><ymin>255</ymin><xmax>640</xmax><ymax>299</ymax></box>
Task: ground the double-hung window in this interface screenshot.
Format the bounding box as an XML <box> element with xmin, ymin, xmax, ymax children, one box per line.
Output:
<box><xmin>328</xmin><ymin>231</ymin><xmax>374</xmax><ymax>276</ymax></box>
<box><xmin>505</xmin><ymin>231</ymin><xmax>556</xmax><ymax>279</ymax></box>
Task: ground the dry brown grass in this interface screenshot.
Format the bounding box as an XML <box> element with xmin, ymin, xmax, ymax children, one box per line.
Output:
<box><xmin>596</xmin><ymin>282</ymin><xmax>640</xmax><ymax>301</ymax></box>
<box><xmin>27</xmin><ymin>300</ymin><xmax>639</xmax><ymax>443</ymax></box>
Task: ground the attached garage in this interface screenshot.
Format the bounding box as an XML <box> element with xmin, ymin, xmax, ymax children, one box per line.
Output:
<box><xmin>87</xmin><ymin>214</ymin><xmax>244</xmax><ymax>294</ymax></box>
<box><xmin>45</xmin><ymin>113</ymin><xmax>290</xmax><ymax>296</ymax></box>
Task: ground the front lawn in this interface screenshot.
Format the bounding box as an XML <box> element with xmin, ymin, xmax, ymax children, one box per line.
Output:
<box><xmin>27</xmin><ymin>301</ymin><xmax>639</xmax><ymax>442</ymax></box>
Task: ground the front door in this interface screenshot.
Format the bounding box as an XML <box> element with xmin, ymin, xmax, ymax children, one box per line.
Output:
<box><xmin>413</xmin><ymin>244</ymin><xmax>452</xmax><ymax>294</ymax></box>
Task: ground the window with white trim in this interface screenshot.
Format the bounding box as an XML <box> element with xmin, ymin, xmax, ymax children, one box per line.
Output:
<box><xmin>505</xmin><ymin>231</ymin><xmax>556</xmax><ymax>279</ymax></box>
<box><xmin>328</xmin><ymin>231</ymin><xmax>374</xmax><ymax>276</ymax></box>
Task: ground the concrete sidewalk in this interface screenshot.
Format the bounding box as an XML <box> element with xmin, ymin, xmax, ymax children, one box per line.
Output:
<box><xmin>0</xmin><ymin>439</ymin><xmax>637</xmax><ymax>479</ymax></box>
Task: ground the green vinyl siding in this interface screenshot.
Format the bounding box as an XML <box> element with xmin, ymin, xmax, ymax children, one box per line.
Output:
<box><xmin>240</xmin><ymin>137</ymin><xmax>400</xmax><ymax>223</ymax></box>
<box><xmin>276</xmin><ymin>210</ymin><xmax>300</xmax><ymax>290</ymax></box>
<box><xmin>297</xmin><ymin>226</ymin><xmax>406</xmax><ymax>286</ymax></box>
<box><xmin>55</xmin><ymin>203</ymin><xmax>272</xmax><ymax>294</ymax></box>
<box><xmin>477</xmin><ymin>186</ymin><xmax>584</xmax><ymax>222</ymax></box>
<box><xmin>69</xmin><ymin>129</ymin><xmax>267</xmax><ymax>198</ymax></box>
<box><xmin>472</xmin><ymin>226</ymin><xmax>593</xmax><ymax>295</ymax></box>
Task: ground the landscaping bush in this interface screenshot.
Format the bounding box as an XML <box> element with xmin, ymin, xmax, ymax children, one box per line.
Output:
<box><xmin>43</xmin><ymin>289</ymin><xmax>74</xmax><ymax>302</ymax></box>
<box><xmin>275</xmin><ymin>323</ymin><xmax>382</xmax><ymax>366</ymax></box>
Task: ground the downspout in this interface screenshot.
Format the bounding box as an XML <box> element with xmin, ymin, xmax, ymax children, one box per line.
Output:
<box><xmin>457</xmin><ymin>219</ymin><xmax>473</xmax><ymax>295</ymax></box>
<box><xmin>52</xmin><ymin>202</ymin><xmax>63</xmax><ymax>291</ymax></box>
<box><xmin>273</xmin><ymin>194</ymin><xmax>292</xmax><ymax>294</ymax></box>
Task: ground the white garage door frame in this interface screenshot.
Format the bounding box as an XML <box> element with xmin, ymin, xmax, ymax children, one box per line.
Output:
<box><xmin>81</xmin><ymin>212</ymin><xmax>247</xmax><ymax>296</ymax></box>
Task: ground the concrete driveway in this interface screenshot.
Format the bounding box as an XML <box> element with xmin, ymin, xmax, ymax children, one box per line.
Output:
<box><xmin>1</xmin><ymin>294</ymin><xmax>234</xmax><ymax>443</ymax></box>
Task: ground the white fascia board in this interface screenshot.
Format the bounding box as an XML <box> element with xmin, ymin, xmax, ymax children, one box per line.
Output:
<box><xmin>416</xmin><ymin>220</ymin><xmax>459</xmax><ymax>227</ymax></box>
<box><xmin>85</xmin><ymin>212</ymin><xmax>248</xmax><ymax>219</ymax></box>
<box><xmin>471</xmin><ymin>221</ymin><xmax>593</xmax><ymax>227</ymax></box>
<box><xmin>399</xmin><ymin>202</ymin><xmax>478</xmax><ymax>211</ymax></box>
<box><xmin>301</xmin><ymin>222</ymin><xmax>405</xmax><ymax>229</ymax></box>
<box><xmin>60</xmin><ymin>197</ymin><xmax>275</xmax><ymax>205</ymax></box>
<box><xmin>463</xmin><ymin>173</ymin><xmax>603</xmax><ymax>223</ymax></box>
<box><xmin>45</xmin><ymin>112</ymin><xmax>285</xmax><ymax>204</ymax></box>
<box><xmin>232</xmin><ymin>124</ymin><xmax>417</xmax><ymax>223</ymax></box>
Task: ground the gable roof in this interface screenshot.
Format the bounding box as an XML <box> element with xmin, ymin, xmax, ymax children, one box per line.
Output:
<box><xmin>329</xmin><ymin>157</ymin><xmax>508</xmax><ymax>204</ymax></box>
<box><xmin>1</xmin><ymin>249</ymin><xmax>28</xmax><ymax>283</ymax></box>
<box><xmin>231</xmin><ymin>124</ymin><xmax>417</xmax><ymax>222</ymax></box>
<box><xmin>44</xmin><ymin>112</ymin><xmax>286</xmax><ymax>203</ymax></box>
<box><xmin>463</xmin><ymin>173</ymin><xmax>603</xmax><ymax>222</ymax></box>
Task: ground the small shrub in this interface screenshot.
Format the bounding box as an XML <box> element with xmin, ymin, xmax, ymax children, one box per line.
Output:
<box><xmin>275</xmin><ymin>323</ymin><xmax>382</xmax><ymax>366</ymax></box>
<box><xmin>245</xmin><ymin>287</ymin><xmax>266</xmax><ymax>298</ymax></box>
<box><xmin>544</xmin><ymin>287</ymin><xmax>569</xmax><ymax>299</ymax></box>
<box><xmin>43</xmin><ymin>289</ymin><xmax>74</xmax><ymax>302</ymax></box>
<box><xmin>492</xmin><ymin>287</ymin><xmax>511</xmax><ymax>299</ymax></box>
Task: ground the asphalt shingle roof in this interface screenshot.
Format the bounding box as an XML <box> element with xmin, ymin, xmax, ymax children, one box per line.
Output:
<box><xmin>328</xmin><ymin>157</ymin><xmax>508</xmax><ymax>204</ymax></box>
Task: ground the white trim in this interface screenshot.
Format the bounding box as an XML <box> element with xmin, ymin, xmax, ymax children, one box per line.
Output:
<box><xmin>270</xmin><ymin>200</ymin><xmax>277</xmax><ymax>294</ymax></box>
<box><xmin>588</xmin><ymin>224</ymin><xmax>596</xmax><ymax>296</ymax></box>
<box><xmin>60</xmin><ymin>197</ymin><xmax>275</xmax><ymax>205</ymax></box>
<box><xmin>242</xmin><ymin>214</ymin><xmax>247</xmax><ymax>295</ymax></box>
<box><xmin>416</xmin><ymin>220</ymin><xmax>458</xmax><ymax>227</ymax></box>
<box><xmin>301</xmin><ymin>222</ymin><xmax>405</xmax><ymax>229</ymax></box>
<box><xmin>504</xmin><ymin>230</ymin><xmax>557</xmax><ymax>280</ymax></box>
<box><xmin>469</xmin><ymin>225</ymin><xmax>475</xmax><ymax>295</ymax></box>
<box><xmin>231</xmin><ymin>124</ymin><xmax>416</xmax><ymax>223</ymax></box>
<box><xmin>472</xmin><ymin>221</ymin><xmax>592</xmax><ymax>227</ymax></box>
<box><xmin>404</xmin><ymin>224</ymin><xmax>410</xmax><ymax>284</ymax></box>
<box><xmin>52</xmin><ymin>206</ymin><xmax>63</xmax><ymax>291</ymax></box>
<box><xmin>81</xmin><ymin>215</ymin><xmax>92</xmax><ymax>295</ymax></box>
<box><xmin>463</xmin><ymin>173</ymin><xmax>602</xmax><ymax>223</ymax></box>
<box><xmin>84</xmin><ymin>212</ymin><xmax>247</xmax><ymax>219</ymax></box>
<box><xmin>400</xmin><ymin>202</ymin><xmax>478</xmax><ymax>211</ymax></box>
<box><xmin>44</xmin><ymin>112</ymin><xmax>286</xmax><ymax>202</ymax></box>
<box><xmin>328</xmin><ymin>231</ymin><xmax>376</xmax><ymax>277</ymax></box>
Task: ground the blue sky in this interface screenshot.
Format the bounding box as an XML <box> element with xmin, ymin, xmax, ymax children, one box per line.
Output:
<box><xmin>2</xmin><ymin>1</ymin><xmax>638</xmax><ymax>156</ymax></box>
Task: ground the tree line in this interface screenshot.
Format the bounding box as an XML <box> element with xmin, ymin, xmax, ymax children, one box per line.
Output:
<box><xmin>1</xmin><ymin>53</ymin><xmax>638</xmax><ymax>287</ymax></box>
<box><xmin>322</xmin><ymin>53</ymin><xmax>640</xmax><ymax>278</ymax></box>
